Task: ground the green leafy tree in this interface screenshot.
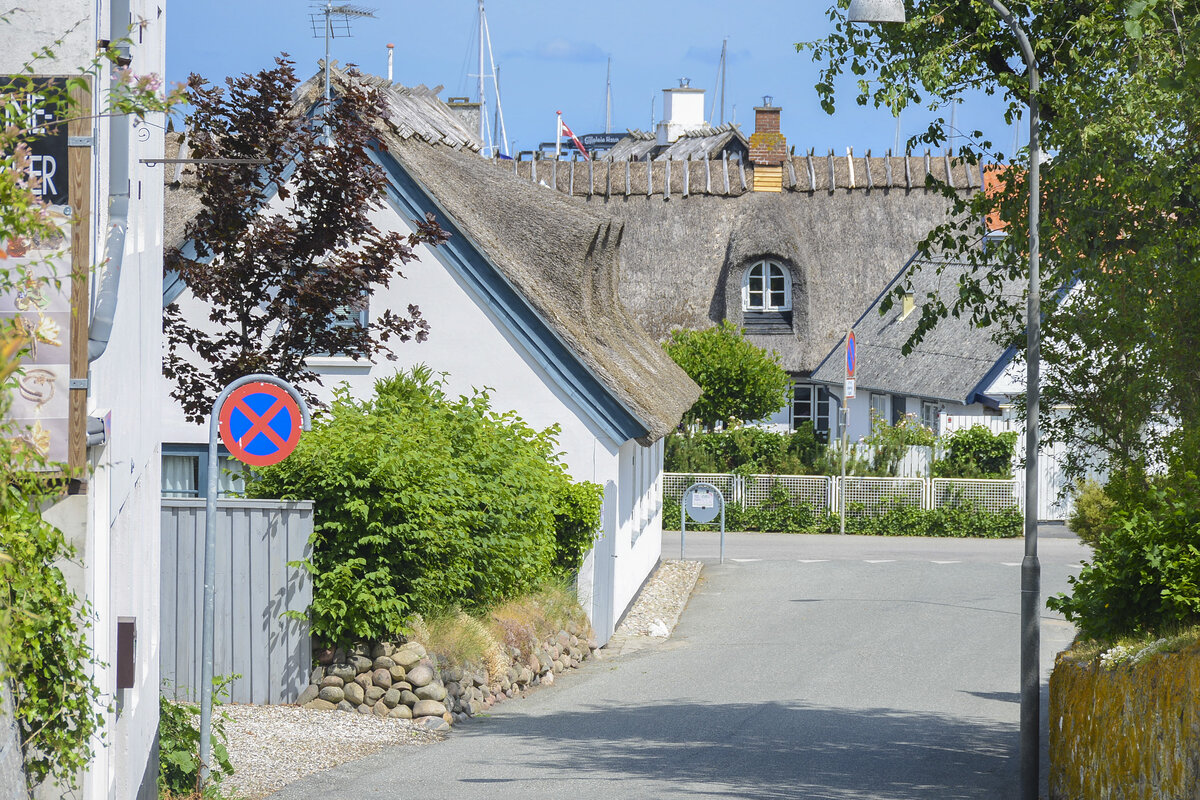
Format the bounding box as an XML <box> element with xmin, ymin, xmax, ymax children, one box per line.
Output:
<box><xmin>800</xmin><ymin>0</ymin><xmax>1200</xmax><ymax>482</ymax></box>
<box><xmin>664</xmin><ymin>321</ymin><xmax>791</xmax><ymax>430</ymax></box>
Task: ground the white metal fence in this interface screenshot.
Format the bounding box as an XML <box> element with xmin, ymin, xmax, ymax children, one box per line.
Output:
<box><xmin>664</xmin><ymin>473</ymin><xmax>1020</xmax><ymax>516</ymax></box>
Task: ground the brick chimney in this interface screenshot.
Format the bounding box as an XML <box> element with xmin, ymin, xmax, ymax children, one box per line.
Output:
<box><xmin>749</xmin><ymin>99</ymin><xmax>787</xmax><ymax>166</ymax></box>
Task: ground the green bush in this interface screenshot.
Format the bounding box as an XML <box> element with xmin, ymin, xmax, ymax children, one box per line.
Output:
<box><xmin>158</xmin><ymin>678</ymin><xmax>235</xmax><ymax>798</ymax></box>
<box><xmin>1068</xmin><ymin>479</ymin><xmax>1119</xmax><ymax>547</ymax></box>
<box><xmin>664</xmin><ymin>495</ymin><xmax>1020</xmax><ymax>538</ymax></box>
<box><xmin>664</xmin><ymin>424</ymin><xmax>830</xmax><ymax>475</ymax></box>
<box><xmin>861</xmin><ymin>414</ymin><xmax>936</xmax><ymax>476</ymax></box>
<box><xmin>1048</xmin><ymin>481</ymin><xmax>1200</xmax><ymax>642</ymax></box>
<box><xmin>248</xmin><ymin>368</ymin><xmax>602</xmax><ymax>647</ymax></box>
<box><xmin>933</xmin><ymin>425</ymin><xmax>1019</xmax><ymax>478</ymax></box>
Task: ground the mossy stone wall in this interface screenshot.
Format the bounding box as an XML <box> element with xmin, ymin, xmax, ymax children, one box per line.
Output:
<box><xmin>1049</xmin><ymin>644</ymin><xmax>1200</xmax><ymax>799</ymax></box>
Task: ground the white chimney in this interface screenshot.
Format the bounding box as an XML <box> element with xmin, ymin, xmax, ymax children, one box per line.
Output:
<box><xmin>655</xmin><ymin>79</ymin><xmax>706</xmax><ymax>146</ymax></box>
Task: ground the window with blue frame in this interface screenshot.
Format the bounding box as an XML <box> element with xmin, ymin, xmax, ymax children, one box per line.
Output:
<box><xmin>162</xmin><ymin>445</ymin><xmax>248</xmax><ymax>498</ymax></box>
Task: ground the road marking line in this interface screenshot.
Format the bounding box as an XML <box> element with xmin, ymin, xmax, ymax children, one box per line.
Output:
<box><xmin>931</xmin><ymin>560</ymin><xmax>961</xmax><ymax>564</ymax></box>
<box><xmin>796</xmin><ymin>559</ymin><xmax>829</xmax><ymax>563</ymax></box>
<box><xmin>864</xmin><ymin>559</ymin><xmax>895</xmax><ymax>564</ymax></box>
<box><xmin>730</xmin><ymin>558</ymin><xmax>761</xmax><ymax>563</ymax></box>
<box><xmin>1002</xmin><ymin>562</ymin><xmax>1021</xmax><ymax>566</ymax></box>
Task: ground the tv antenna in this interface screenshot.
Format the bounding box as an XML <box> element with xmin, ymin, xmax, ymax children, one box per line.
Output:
<box><xmin>309</xmin><ymin>2</ymin><xmax>376</xmax><ymax>140</ymax></box>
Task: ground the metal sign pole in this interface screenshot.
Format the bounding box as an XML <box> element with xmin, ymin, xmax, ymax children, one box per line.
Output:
<box><xmin>719</xmin><ymin>502</ymin><xmax>725</xmax><ymax>564</ymax></box>
<box><xmin>680</xmin><ymin>501</ymin><xmax>686</xmax><ymax>560</ymax></box>
<box><xmin>198</xmin><ymin>374</ymin><xmax>310</xmax><ymax>786</ymax></box>
<box><xmin>839</xmin><ymin>405</ymin><xmax>848</xmax><ymax>535</ymax></box>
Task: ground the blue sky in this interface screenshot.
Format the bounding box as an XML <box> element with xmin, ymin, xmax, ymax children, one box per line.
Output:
<box><xmin>167</xmin><ymin>0</ymin><xmax>1022</xmax><ymax>158</ymax></box>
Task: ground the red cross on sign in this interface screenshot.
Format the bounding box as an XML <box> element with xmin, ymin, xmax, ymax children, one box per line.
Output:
<box><xmin>218</xmin><ymin>382</ymin><xmax>303</xmax><ymax>467</ymax></box>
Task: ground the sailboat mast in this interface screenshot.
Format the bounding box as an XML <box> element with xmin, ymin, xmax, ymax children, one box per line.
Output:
<box><xmin>605</xmin><ymin>57</ymin><xmax>612</xmax><ymax>134</ymax></box>
<box><xmin>477</xmin><ymin>0</ymin><xmax>487</xmax><ymax>148</ymax></box>
<box><xmin>719</xmin><ymin>37</ymin><xmax>727</xmax><ymax>126</ymax></box>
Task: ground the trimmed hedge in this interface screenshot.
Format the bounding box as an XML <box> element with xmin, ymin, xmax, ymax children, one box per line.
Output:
<box><xmin>664</xmin><ymin>497</ymin><xmax>1021</xmax><ymax>538</ymax></box>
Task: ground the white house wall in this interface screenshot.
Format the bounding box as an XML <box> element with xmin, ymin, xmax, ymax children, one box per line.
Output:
<box><xmin>162</xmin><ymin>182</ymin><xmax>663</xmax><ymax>645</ymax></box>
<box><xmin>4</xmin><ymin>2</ymin><xmax>166</xmax><ymax>799</ymax></box>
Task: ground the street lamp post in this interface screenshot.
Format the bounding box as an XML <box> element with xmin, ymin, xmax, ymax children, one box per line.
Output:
<box><xmin>846</xmin><ymin>2</ymin><xmax>1041</xmax><ymax>799</ymax></box>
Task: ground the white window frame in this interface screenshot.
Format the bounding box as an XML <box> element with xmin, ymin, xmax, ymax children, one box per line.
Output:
<box><xmin>869</xmin><ymin>392</ymin><xmax>889</xmax><ymax>423</ymax></box>
<box><xmin>921</xmin><ymin>400</ymin><xmax>941</xmax><ymax>434</ymax></box>
<box><xmin>742</xmin><ymin>260</ymin><xmax>791</xmax><ymax>312</ymax></box>
<box><xmin>792</xmin><ymin>382</ymin><xmax>835</xmax><ymax>434</ymax></box>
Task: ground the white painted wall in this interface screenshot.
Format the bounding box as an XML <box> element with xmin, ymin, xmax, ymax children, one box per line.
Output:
<box><xmin>3</xmin><ymin>2</ymin><xmax>166</xmax><ymax>797</ymax></box>
<box><xmin>162</xmin><ymin>177</ymin><xmax>663</xmax><ymax>644</ymax></box>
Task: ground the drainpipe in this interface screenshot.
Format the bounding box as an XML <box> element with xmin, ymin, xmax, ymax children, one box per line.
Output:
<box><xmin>88</xmin><ymin>195</ymin><xmax>127</xmax><ymax>362</ymax></box>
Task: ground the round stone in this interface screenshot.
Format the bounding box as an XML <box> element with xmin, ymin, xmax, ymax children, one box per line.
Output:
<box><xmin>392</xmin><ymin>649</ymin><xmax>422</xmax><ymax>670</ymax></box>
<box><xmin>383</xmin><ymin>688</ymin><xmax>401</xmax><ymax>708</ymax></box>
<box><xmin>355</xmin><ymin>703</ymin><xmax>370</xmax><ymax>715</ymax></box>
<box><xmin>319</xmin><ymin>675</ymin><xmax>344</xmax><ymax>689</ymax></box>
<box><xmin>336</xmin><ymin>700</ymin><xmax>354</xmax><ymax>712</ymax></box>
<box><xmin>296</xmin><ymin>684</ymin><xmax>320</xmax><ymax>706</ymax></box>
<box><xmin>365</xmin><ymin>685</ymin><xmax>385</xmax><ymax>705</ymax></box>
<box><xmin>315</xmin><ymin>648</ymin><xmax>336</xmax><ymax>666</ymax></box>
<box><xmin>349</xmin><ymin>655</ymin><xmax>373</xmax><ymax>674</ymax></box>
<box><xmin>317</xmin><ymin>686</ymin><xmax>344</xmax><ymax>704</ymax></box>
<box><xmin>445</xmin><ymin>681</ymin><xmax>462</xmax><ymax>697</ymax></box>
<box><xmin>406</xmin><ymin>664</ymin><xmax>435</xmax><ymax>688</ymax></box>
<box><xmin>309</xmin><ymin>666</ymin><xmax>324</xmax><ymax>684</ymax></box>
<box><xmin>350</xmin><ymin>643</ymin><xmax>371</xmax><ymax>657</ymax></box>
<box><xmin>373</xmin><ymin>656</ymin><xmax>396</xmax><ymax>671</ymax></box>
<box><xmin>388</xmin><ymin>665</ymin><xmax>407</xmax><ymax>682</ymax></box>
<box><xmin>442</xmin><ymin>666</ymin><xmax>464</xmax><ymax>683</ymax></box>
<box><xmin>388</xmin><ymin>704</ymin><xmax>412</xmax><ymax>719</ymax></box>
<box><xmin>328</xmin><ymin>664</ymin><xmax>356</xmax><ymax>683</ymax></box>
<box><xmin>412</xmin><ymin>699</ymin><xmax>448</xmax><ymax>718</ymax></box>
<box><xmin>303</xmin><ymin>698</ymin><xmax>335</xmax><ymax>711</ymax></box>
<box><xmin>399</xmin><ymin>689</ymin><xmax>419</xmax><ymax>707</ymax></box>
<box><xmin>371</xmin><ymin>669</ymin><xmax>392</xmax><ymax>689</ymax></box>
<box><xmin>370</xmin><ymin>642</ymin><xmax>395</xmax><ymax>659</ymax></box>
<box><xmin>372</xmin><ymin>700</ymin><xmax>389</xmax><ymax>717</ymax></box>
<box><xmin>354</xmin><ymin>673</ymin><xmax>372</xmax><ymax>691</ymax></box>
<box><xmin>416</xmin><ymin>716</ymin><xmax>450</xmax><ymax>733</ymax></box>
<box><xmin>343</xmin><ymin>682</ymin><xmax>365</xmax><ymax>706</ymax></box>
<box><xmin>415</xmin><ymin>683</ymin><xmax>447</xmax><ymax>702</ymax></box>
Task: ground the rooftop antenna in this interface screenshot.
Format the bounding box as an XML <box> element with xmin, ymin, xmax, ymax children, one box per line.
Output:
<box><xmin>309</xmin><ymin>2</ymin><xmax>376</xmax><ymax>141</ymax></box>
<box><xmin>709</xmin><ymin>37</ymin><xmax>728</xmax><ymax>125</ymax></box>
<box><xmin>650</xmin><ymin>92</ymin><xmax>655</xmax><ymax>129</ymax></box>
<box><xmin>467</xmin><ymin>0</ymin><xmax>508</xmax><ymax>157</ymax></box>
<box><xmin>604</xmin><ymin>56</ymin><xmax>612</xmax><ymax>134</ymax></box>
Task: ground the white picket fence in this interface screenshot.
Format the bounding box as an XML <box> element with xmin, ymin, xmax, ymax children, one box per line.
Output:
<box><xmin>663</xmin><ymin>473</ymin><xmax>1020</xmax><ymax>516</ymax></box>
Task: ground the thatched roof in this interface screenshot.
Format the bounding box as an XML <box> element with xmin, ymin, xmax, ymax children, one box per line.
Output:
<box><xmin>502</xmin><ymin>148</ymin><xmax>982</xmax><ymax>198</ymax></box>
<box><xmin>162</xmin><ymin>68</ymin><xmax>699</xmax><ymax>444</ymax></box>
<box><xmin>601</xmin><ymin>124</ymin><xmax>749</xmax><ymax>162</ymax></box>
<box><xmin>810</xmin><ymin>259</ymin><xmax>1023</xmax><ymax>404</ymax></box>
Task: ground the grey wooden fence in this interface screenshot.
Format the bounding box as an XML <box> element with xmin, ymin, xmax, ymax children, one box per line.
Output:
<box><xmin>161</xmin><ymin>499</ymin><xmax>314</xmax><ymax>705</ymax></box>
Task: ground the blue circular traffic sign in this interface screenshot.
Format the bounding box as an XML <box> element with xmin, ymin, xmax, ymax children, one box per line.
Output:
<box><xmin>218</xmin><ymin>382</ymin><xmax>303</xmax><ymax>466</ymax></box>
<box><xmin>846</xmin><ymin>330</ymin><xmax>857</xmax><ymax>377</ymax></box>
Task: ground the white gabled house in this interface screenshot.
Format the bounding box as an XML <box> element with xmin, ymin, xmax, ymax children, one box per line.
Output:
<box><xmin>161</xmin><ymin>71</ymin><xmax>699</xmax><ymax>645</ymax></box>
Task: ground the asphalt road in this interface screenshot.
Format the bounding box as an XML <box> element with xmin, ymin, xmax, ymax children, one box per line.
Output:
<box><xmin>269</xmin><ymin>532</ymin><xmax>1089</xmax><ymax>800</ymax></box>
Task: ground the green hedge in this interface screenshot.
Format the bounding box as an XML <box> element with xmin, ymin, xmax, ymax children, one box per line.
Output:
<box><xmin>248</xmin><ymin>368</ymin><xmax>602</xmax><ymax>647</ymax></box>
<box><xmin>664</xmin><ymin>497</ymin><xmax>1021</xmax><ymax>538</ymax></box>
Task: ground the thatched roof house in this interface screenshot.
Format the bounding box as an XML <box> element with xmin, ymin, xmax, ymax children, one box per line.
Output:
<box><xmin>495</xmin><ymin>102</ymin><xmax>983</xmax><ymax>436</ymax></box>
<box><xmin>810</xmin><ymin>258</ymin><xmax>1023</xmax><ymax>408</ymax></box>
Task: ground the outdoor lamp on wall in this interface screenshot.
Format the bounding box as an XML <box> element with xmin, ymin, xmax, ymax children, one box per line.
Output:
<box><xmin>845</xmin><ymin>3</ymin><xmax>1044</xmax><ymax>800</ymax></box>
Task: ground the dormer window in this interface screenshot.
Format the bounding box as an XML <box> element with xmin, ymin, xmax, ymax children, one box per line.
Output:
<box><xmin>743</xmin><ymin>260</ymin><xmax>791</xmax><ymax>311</ymax></box>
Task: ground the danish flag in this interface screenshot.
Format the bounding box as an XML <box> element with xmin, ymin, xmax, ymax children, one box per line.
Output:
<box><xmin>557</xmin><ymin>112</ymin><xmax>590</xmax><ymax>161</ymax></box>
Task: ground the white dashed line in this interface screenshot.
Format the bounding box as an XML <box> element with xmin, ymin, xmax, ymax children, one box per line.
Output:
<box><xmin>1002</xmin><ymin>562</ymin><xmax>1022</xmax><ymax>566</ymax></box>
<box><xmin>730</xmin><ymin>558</ymin><xmax>761</xmax><ymax>563</ymax></box>
<box><xmin>796</xmin><ymin>559</ymin><xmax>829</xmax><ymax>563</ymax></box>
<box><xmin>931</xmin><ymin>560</ymin><xmax>961</xmax><ymax>565</ymax></box>
<box><xmin>864</xmin><ymin>559</ymin><xmax>895</xmax><ymax>564</ymax></box>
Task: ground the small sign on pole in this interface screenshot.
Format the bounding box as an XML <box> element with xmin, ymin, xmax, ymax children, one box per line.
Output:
<box><xmin>840</xmin><ymin>329</ymin><xmax>855</xmax><ymax>535</ymax></box>
<box><xmin>681</xmin><ymin>482</ymin><xmax>726</xmax><ymax>563</ymax></box>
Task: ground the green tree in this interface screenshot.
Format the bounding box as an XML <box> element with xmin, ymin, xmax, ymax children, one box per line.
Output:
<box><xmin>664</xmin><ymin>321</ymin><xmax>791</xmax><ymax>430</ymax></box>
<box><xmin>800</xmin><ymin>0</ymin><xmax>1200</xmax><ymax>482</ymax></box>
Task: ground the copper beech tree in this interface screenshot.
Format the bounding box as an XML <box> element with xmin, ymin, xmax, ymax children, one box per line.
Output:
<box><xmin>164</xmin><ymin>56</ymin><xmax>446</xmax><ymax>422</ymax></box>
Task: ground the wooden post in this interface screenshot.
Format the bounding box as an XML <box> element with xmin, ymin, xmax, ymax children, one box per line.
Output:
<box><xmin>625</xmin><ymin>157</ymin><xmax>631</xmax><ymax>195</ymax></box>
<box><xmin>847</xmin><ymin>146</ymin><xmax>856</xmax><ymax>188</ymax></box>
<box><xmin>722</xmin><ymin>152</ymin><xmax>730</xmax><ymax>195</ymax></box>
<box><xmin>885</xmin><ymin>149</ymin><xmax>893</xmax><ymax>185</ymax></box>
<box><xmin>682</xmin><ymin>156</ymin><xmax>689</xmax><ymax>198</ymax></box>
<box><xmin>806</xmin><ymin>149</ymin><xmax>816</xmax><ymax>191</ymax></box>
<box><xmin>646</xmin><ymin>158</ymin><xmax>652</xmax><ymax>197</ymax></box>
<box><xmin>664</xmin><ymin>158</ymin><xmax>671</xmax><ymax>199</ymax></box>
<box><xmin>67</xmin><ymin>78</ymin><xmax>92</xmax><ymax>473</ymax></box>
<box><xmin>905</xmin><ymin>151</ymin><xmax>912</xmax><ymax>189</ymax></box>
<box><xmin>738</xmin><ymin>157</ymin><xmax>747</xmax><ymax>192</ymax></box>
<box><xmin>944</xmin><ymin>149</ymin><xmax>955</xmax><ymax>188</ymax></box>
<box><xmin>705</xmin><ymin>156</ymin><xmax>711</xmax><ymax>194</ymax></box>
<box><xmin>828</xmin><ymin>150</ymin><xmax>836</xmax><ymax>190</ymax></box>
<box><xmin>787</xmin><ymin>157</ymin><xmax>797</xmax><ymax>189</ymax></box>
<box><xmin>864</xmin><ymin>149</ymin><xmax>873</xmax><ymax>188</ymax></box>
<box><xmin>569</xmin><ymin>158</ymin><xmax>575</xmax><ymax>195</ymax></box>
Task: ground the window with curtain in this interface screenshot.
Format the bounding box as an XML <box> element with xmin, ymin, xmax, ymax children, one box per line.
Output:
<box><xmin>161</xmin><ymin>448</ymin><xmax>247</xmax><ymax>498</ymax></box>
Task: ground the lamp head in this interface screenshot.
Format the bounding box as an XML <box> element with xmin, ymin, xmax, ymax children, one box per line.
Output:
<box><xmin>847</xmin><ymin>0</ymin><xmax>907</xmax><ymax>23</ymax></box>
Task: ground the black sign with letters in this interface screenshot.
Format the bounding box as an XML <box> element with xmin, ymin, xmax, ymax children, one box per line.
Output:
<box><xmin>2</xmin><ymin>76</ymin><xmax>71</xmax><ymax>206</ymax></box>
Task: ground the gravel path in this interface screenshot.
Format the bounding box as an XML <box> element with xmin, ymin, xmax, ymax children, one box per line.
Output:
<box><xmin>221</xmin><ymin>558</ymin><xmax>703</xmax><ymax>798</ymax></box>
<box><xmin>221</xmin><ymin>705</ymin><xmax>442</xmax><ymax>799</ymax></box>
<box><xmin>611</xmin><ymin>559</ymin><xmax>703</xmax><ymax>641</ymax></box>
